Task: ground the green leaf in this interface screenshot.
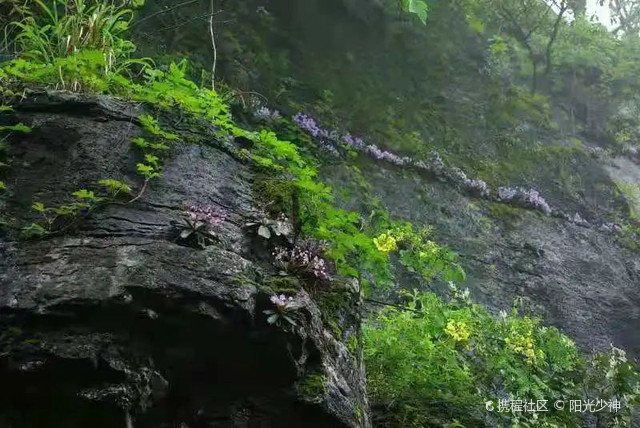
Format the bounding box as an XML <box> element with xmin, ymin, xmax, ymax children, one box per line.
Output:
<box><xmin>258</xmin><ymin>225</ymin><xmax>272</xmax><ymax>239</ymax></box>
<box><xmin>72</xmin><ymin>189</ymin><xmax>100</xmax><ymax>201</ymax></box>
<box><xmin>0</xmin><ymin>181</ymin><xmax>4</xmax><ymax>190</ymax></box>
<box><xmin>0</xmin><ymin>123</ymin><xmax>32</xmax><ymax>133</ymax></box>
<box><xmin>22</xmin><ymin>223</ymin><xmax>48</xmax><ymax>237</ymax></box>
<box><xmin>401</xmin><ymin>0</ymin><xmax>428</xmax><ymax>24</ymax></box>
<box><xmin>97</xmin><ymin>179</ymin><xmax>132</xmax><ymax>195</ymax></box>
<box><xmin>31</xmin><ymin>202</ymin><xmax>46</xmax><ymax>212</ymax></box>
<box><xmin>131</xmin><ymin>137</ymin><xmax>149</xmax><ymax>148</ymax></box>
<box><xmin>144</xmin><ymin>153</ymin><xmax>159</xmax><ymax>167</ymax></box>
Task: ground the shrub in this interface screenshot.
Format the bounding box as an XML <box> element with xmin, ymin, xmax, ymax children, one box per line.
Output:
<box><xmin>364</xmin><ymin>288</ymin><xmax>639</xmax><ymax>427</ymax></box>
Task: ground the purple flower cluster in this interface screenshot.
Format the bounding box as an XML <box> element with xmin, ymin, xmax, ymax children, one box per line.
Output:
<box><xmin>273</xmin><ymin>240</ymin><xmax>332</xmax><ymax>282</ymax></box>
<box><xmin>365</xmin><ymin>144</ymin><xmax>411</xmax><ymax>166</ymax></box>
<box><xmin>342</xmin><ymin>133</ymin><xmax>365</xmax><ymax>150</ymax></box>
<box><xmin>293</xmin><ymin>113</ymin><xmax>329</xmax><ymax>138</ymax></box>
<box><xmin>187</xmin><ymin>205</ymin><xmax>225</xmax><ymax>228</ymax></box>
<box><xmin>292</xmin><ymin>113</ymin><xmax>498</xmax><ymax>198</ymax></box>
<box><xmin>253</xmin><ymin>106</ymin><xmax>281</xmax><ymax>122</ymax></box>
<box><xmin>270</xmin><ymin>294</ymin><xmax>294</xmax><ymax>308</ymax></box>
<box><xmin>497</xmin><ymin>187</ymin><xmax>552</xmax><ymax>214</ymax></box>
<box><xmin>467</xmin><ymin>179</ymin><xmax>489</xmax><ymax>197</ymax></box>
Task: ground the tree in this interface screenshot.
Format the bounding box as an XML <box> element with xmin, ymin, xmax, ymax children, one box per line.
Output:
<box><xmin>601</xmin><ymin>0</ymin><xmax>640</xmax><ymax>35</ymax></box>
<box><xmin>485</xmin><ymin>0</ymin><xmax>553</xmax><ymax>93</ymax></box>
<box><xmin>545</xmin><ymin>0</ymin><xmax>571</xmax><ymax>74</ymax></box>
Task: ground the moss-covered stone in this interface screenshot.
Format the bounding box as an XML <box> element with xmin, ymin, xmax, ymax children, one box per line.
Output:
<box><xmin>298</xmin><ymin>372</ymin><xmax>328</xmax><ymax>398</ymax></box>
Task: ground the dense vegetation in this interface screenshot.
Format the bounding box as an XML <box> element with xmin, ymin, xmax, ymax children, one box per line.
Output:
<box><xmin>0</xmin><ymin>0</ymin><xmax>639</xmax><ymax>427</ymax></box>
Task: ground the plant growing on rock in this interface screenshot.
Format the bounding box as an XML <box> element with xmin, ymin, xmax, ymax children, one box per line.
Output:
<box><xmin>10</xmin><ymin>0</ymin><xmax>151</xmax><ymax>84</ymax></box>
<box><xmin>97</xmin><ymin>179</ymin><xmax>132</xmax><ymax>198</ymax></box>
<box><xmin>245</xmin><ymin>212</ymin><xmax>294</xmax><ymax>243</ymax></box>
<box><xmin>263</xmin><ymin>294</ymin><xmax>299</xmax><ymax>330</ymax></box>
<box><xmin>497</xmin><ymin>186</ymin><xmax>552</xmax><ymax>214</ymax></box>
<box><xmin>273</xmin><ymin>240</ymin><xmax>333</xmax><ymax>285</ymax></box>
<box><xmin>23</xmin><ymin>188</ymin><xmax>105</xmax><ymax>236</ymax></box>
<box><xmin>175</xmin><ymin>204</ymin><xmax>225</xmax><ymax>249</ymax></box>
<box><xmin>374</xmin><ymin>223</ymin><xmax>466</xmax><ymax>283</ymax></box>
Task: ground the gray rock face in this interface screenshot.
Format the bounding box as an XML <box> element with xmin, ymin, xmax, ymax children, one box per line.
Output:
<box><xmin>326</xmin><ymin>158</ymin><xmax>640</xmax><ymax>358</ymax></box>
<box><xmin>0</xmin><ymin>93</ymin><xmax>370</xmax><ymax>428</ymax></box>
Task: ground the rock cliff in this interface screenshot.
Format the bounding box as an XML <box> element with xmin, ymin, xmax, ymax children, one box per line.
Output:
<box><xmin>0</xmin><ymin>93</ymin><xmax>370</xmax><ymax>428</ymax></box>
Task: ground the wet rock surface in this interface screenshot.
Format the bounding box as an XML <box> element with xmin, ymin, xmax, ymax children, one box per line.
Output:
<box><xmin>326</xmin><ymin>158</ymin><xmax>640</xmax><ymax>358</ymax></box>
<box><xmin>0</xmin><ymin>93</ymin><xmax>370</xmax><ymax>428</ymax></box>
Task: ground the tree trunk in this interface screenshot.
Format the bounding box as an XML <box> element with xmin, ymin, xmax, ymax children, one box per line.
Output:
<box><xmin>545</xmin><ymin>1</ymin><xmax>568</xmax><ymax>75</ymax></box>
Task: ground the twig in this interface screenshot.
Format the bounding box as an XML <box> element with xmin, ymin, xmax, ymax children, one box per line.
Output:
<box><xmin>146</xmin><ymin>12</ymin><xmax>227</xmax><ymax>34</ymax></box>
<box><xmin>131</xmin><ymin>0</ymin><xmax>198</xmax><ymax>27</ymax></box>
<box><xmin>208</xmin><ymin>0</ymin><xmax>217</xmax><ymax>91</ymax></box>
<box><xmin>364</xmin><ymin>298</ymin><xmax>424</xmax><ymax>314</ymax></box>
<box><xmin>127</xmin><ymin>178</ymin><xmax>149</xmax><ymax>204</ymax></box>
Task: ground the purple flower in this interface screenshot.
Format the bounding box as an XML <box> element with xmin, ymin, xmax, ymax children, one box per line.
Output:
<box><xmin>293</xmin><ymin>113</ymin><xmax>327</xmax><ymax>138</ymax></box>
<box><xmin>497</xmin><ymin>187</ymin><xmax>552</xmax><ymax>214</ymax></box>
<box><xmin>273</xmin><ymin>240</ymin><xmax>332</xmax><ymax>282</ymax></box>
<box><xmin>254</xmin><ymin>106</ymin><xmax>281</xmax><ymax>122</ymax></box>
<box><xmin>468</xmin><ymin>179</ymin><xmax>489</xmax><ymax>197</ymax></box>
<box><xmin>270</xmin><ymin>294</ymin><xmax>294</xmax><ymax>308</ymax></box>
<box><xmin>187</xmin><ymin>204</ymin><xmax>226</xmax><ymax>228</ymax></box>
<box><xmin>343</xmin><ymin>133</ymin><xmax>366</xmax><ymax>150</ymax></box>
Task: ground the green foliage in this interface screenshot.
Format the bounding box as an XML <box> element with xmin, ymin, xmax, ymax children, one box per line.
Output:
<box><xmin>398</xmin><ymin>0</ymin><xmax>429</xmax><ymax>24</ymax></box>
<box><xmin>364</xmin><ymin>287</ymin><xmax>639</xmax><ymax>427</ymax></box>
<box><xmin>130</xmin><ymin>115</ymin><xmax>178</xmax><ymax>185</ymax></box>
<box><xmin>246</xmin><ymin>126</ymin><xmax>466</xmax><ymax>292</ymax></box>
<box><xmin>97</xmin><ymin>179</ymin><xmax>131</xmax><ymax>197</ymax></box>
<box><xmin>615</xmin><ymin>181</ymin><xmax>640</xmax><ymax>220</ymax></box>
<box><xmin>245</xmin><ymin>214</ymin><xmax>294</xmax><ymax>242</ymax></box>
<box><xmin>24</xmin><ymin>178</ymin><xmax>134</xmax><ymax>236</ymax></box>
<box><xmin>376</xmin><ymin>223</ymin><xmax>466</xmax><ymax>283</ymax></box>
<box><xmin>11</xmin><ymin>0</ymin><xmax>151</xmax><ymax>75</ymax></box>
<box><xmin>176</xmin><ymin>216</ymin><xmax>220</xmax><ymax>249</ymax></box>
<box><xmin>298</xmin><ymin>373</ymin><xmax>328</xmax><ymax>398</ymax></box>
<box><xmin>617</xmin><ymin>223</ymin><xmax>640</xmax><ymax>252</ymax></box>
<box><xmin>0</xmin><ymin>123</ymin><xmax>31</xmax><ymax>133</ymax></box>
<box><xmin>25</xmin><ymin>188</ymin><xmax>104</xmax><ymax>235</ymax></box>
<box><xmin>138</xmin><ymin>114</ymin><xmax>178</xmax><ymax>140</ymax></box>
<box><xmin>123</xmin><ymin>61</ymin><xmax>233</xmax><ymax>130</ymax></box>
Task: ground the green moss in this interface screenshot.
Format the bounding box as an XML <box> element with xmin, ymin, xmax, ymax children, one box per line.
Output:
<box><xmin>316</xmin><ymin>290</ymin><xmax>351</xmax><ymax>341</ymax></box>
<box><xmin>261</xmin><ymin>275</ymin><xmax>302</xmax><ymax>294</ymax></box>
<box><xmin>615</xmin><ymin>182</ymin><xmax>640</xmax><ymax>220</ymax></box>
<box><xmin>617</xmin><ymin>224</ymin><xmax>640</xmax><ymax>252</ymax></box>
<box><xmin>468</xmin><ymin>145</ymin><xmax>585</xmax><ymax>189</ymax></box>
<box><xmin>485</xmin><ymin>202</ymin><xmax>526</xmax><ymax>222</ymax></box>
<box><xmin>253</xmin><ymin>171</ymin><xmax>296</xmax><ymax>215</ymax></box>
<box><xmin>5</xmin><ymin>326</ymin><xmax>22</xmax><ymax>336</ymax></box>
<box><xmin>354</xmin><ymin>401</ymin><xmax>364</xmax><ymax>423</ymax></box>
<box><xmin>298</xmin><ymin>373</ymin><xmax>327</xmax><ymax>398</ymax></box>
<box><xmin>346</xmin><ymin>334</ymin><xmax>359</xmax><ymax>355</ymax></box>
<box><xmin>228</xmin><ymin>273</ymin><xmax>260</xmax><ymax>288</ymax></box>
